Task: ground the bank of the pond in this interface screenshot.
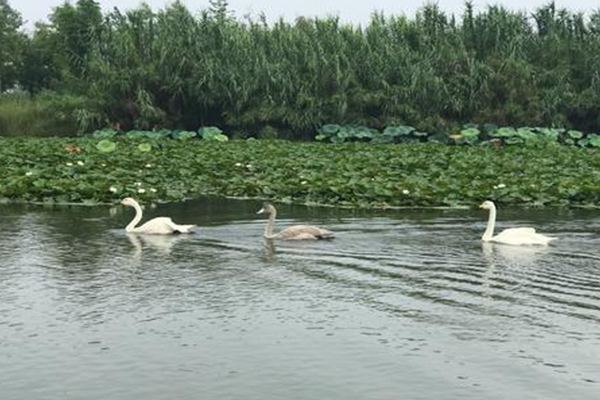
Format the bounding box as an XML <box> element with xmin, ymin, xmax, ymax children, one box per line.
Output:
<box><xmin>1</xmin><ymin>138</ymin><xmax>599</xmax><ymax>208</ymax></box>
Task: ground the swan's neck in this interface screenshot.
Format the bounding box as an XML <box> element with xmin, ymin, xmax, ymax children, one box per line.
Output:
<box><xmin>126</xmin><ymin>202</ymin><xmax>143</xmax><ymax>232</ymax></box>
<box><xmin>482</xmin><ymin>205</ymin><xmax>496</xmax><ymax>241</ymax></box>
<box><xmin>264</xmin><ymin>209</ymin><xmax>276</xmax><ymax>239</ymax></box>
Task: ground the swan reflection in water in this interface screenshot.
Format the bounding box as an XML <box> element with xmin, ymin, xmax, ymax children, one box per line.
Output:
<box><xmin>126</xmin><ymin>232</ymin><xmax>190</xmax><ymax>258</ymax></box>
<box><xmin>263</xmin><ymin>239</ymin><xmax>277</xmax><ymax>263</ymax></box>
<box><xmin>481</xmin><ymin>242</ymin><xmax>549</xmax><ymax>293</ymax></box>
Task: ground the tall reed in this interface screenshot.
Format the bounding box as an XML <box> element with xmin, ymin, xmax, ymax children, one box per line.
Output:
<box><xmin>13</xmin><ymin>1</ymin><xmax>600</xmax><ymax>137</ymax></box>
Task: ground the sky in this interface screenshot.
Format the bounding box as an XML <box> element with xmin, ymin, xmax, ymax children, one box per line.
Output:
<box><xmin>12</xmin><ymin>0</ymin><xmax>600</xmax><ymax>30</ymax></box>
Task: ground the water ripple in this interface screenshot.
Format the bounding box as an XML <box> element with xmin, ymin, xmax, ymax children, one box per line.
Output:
<box><xmin>0</xmin><ymin>201</ymin><xmax>599</xmax><ymax>400</ymax></box>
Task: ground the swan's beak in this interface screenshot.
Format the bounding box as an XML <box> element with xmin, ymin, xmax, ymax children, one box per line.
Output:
<box><xmin>256</xmin><ymin>208</ymin><xmax>265</xmax><ymax>214</ymax></box>
<box><xmin>478</xmin><ymin>203</ymin><xmax>485</xmax><ymax>209</ymax></box>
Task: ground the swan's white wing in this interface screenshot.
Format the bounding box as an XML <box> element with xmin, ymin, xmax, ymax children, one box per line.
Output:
<box><xmin>501</xmin><ymin>227</ymin><xmax>536</xmax><ymax>235</ymax></box>
<box><xmin>276</xmin><ymin>225</ymin><xmax>334</xmax><ymax>240</ymax></box>
<box><xmin>134</xmin><ymin>217</ymin><xmax>195</xmax><ymax>235</ymax></box>
<box><xmin>494</xmin><ymin>227</ymin><xmax>553</xmax><ymax>245</ymax></box>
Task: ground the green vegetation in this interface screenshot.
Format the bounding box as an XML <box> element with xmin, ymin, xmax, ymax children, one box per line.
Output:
<box><xmin>1</xmin><ymin>138</ymin><xmax>599</xmax><ymax>207</ymax></box>
<box><xmin>0</xmin><ymin>92</ymin><xmax>84</xmax><ymax>136</ymax></box>
<box><xmin>1</xmin><ymin>1</ymin><xmax>600</xmax><ymax>137</ymax></box>
<box><xmin>1</xmin><ymin>2</ymin><xmax>599</xmax><ymax>209</ymax></box>
<box><xmin>316</xmin><ymin>124</ymin><xmax>600</xmax><ymax>147</ymax></box>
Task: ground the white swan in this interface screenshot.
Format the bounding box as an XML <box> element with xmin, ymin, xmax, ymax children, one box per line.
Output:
<box><xmin>479</xmin><ymin>200</ymin><xmax>554</xmax><ymax>245</ymax></box>
<box><xmin>257</xmin><ymin>203</ymin><xmax>334</xmax><ymax>240</ymax></box>
<box><xmin>121</xmin><ymin>197</ymin><xmax>196</xmax><ymax>234</ymax></box>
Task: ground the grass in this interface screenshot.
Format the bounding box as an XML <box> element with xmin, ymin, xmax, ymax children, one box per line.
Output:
<box><xmin>0</xmin><ymin>93</ymin><xmax>81</xmax><ymax>137</ymax></box>
<box><xmin>0</xmin><ymin>138</ymin><xmax>599</xmax><ymax>208</ymax></box>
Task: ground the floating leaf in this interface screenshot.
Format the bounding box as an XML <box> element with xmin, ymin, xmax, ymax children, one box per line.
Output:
<box><xmin>126</xmin><ymin>130</ymin><xmax>147</xmax><ymax>139</ymax></box>
<box><xmin>515</xmin><ymin>128</ymin><xmax>536</xmax><ymax>141</ymax></box>
<box><xmin>567</xmin><ymin>130</ymin><xmax>584</xmax><ymax>139</ymax></box>
<box><xmin>535</xmin><ymin>128</ymin><xmax>559</xmax><ymax>141</ymax></box>
<box><xmin>96</xmin><ymin>140</ymin><xmax>116</xmax><ymax>153</ymax></box>
<box><xmin>492</xmin><ymin>127</ymin><xmax>517</xmax><ymax>138</ymax></box>
<box><xmin>138</xmin><ymin>143</ymin><xmax>152</xmax><ymax>152</ymax></box>
<box><xmin>320</xmin><ymin>124</ymin><xmax>341</xmax><ymax>135</ymax></box>
<box><xmin>588</xmin><ymin>134</ymin><xmax>600</xmax><ymax>148</ymax></box>
<box><xmin>92</xmin><ymin>129</ymin><xmax>118</xmax><ymax>139</ymax></box>
<box><xmin>175</xmin><ymin>131</ymin><xmax>197</xmax><ymax>140</ymax></box>
<box><xmin>199</xmin><ymin>127</ymin><xmax>226</xmax><ymax>141</ymax></box>
<box><xmin>384</xmin><ymin>125</ymin><xmax>415</xmax><ymax>137</ymax></box>
<box><xmin>506</xmin><ymin>137</ymin><xmax>524</xmax><ymax>145</ymax></box>
<box><xmin>355</xmin><ymin>127</ymin><xmax>376</xmax><ymax>139</ymax></box>
<box><xmin>460</xmin><ymin>128</ymin><xmax>480</xmax><ymax>144</ymax></box>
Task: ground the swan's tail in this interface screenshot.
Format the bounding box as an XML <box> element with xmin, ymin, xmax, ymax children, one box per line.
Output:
<box><xmin>317</xmin><ymin>229</ymin><xmax>335</xmax><ymax>240</ymax></box>
<box><xmin>175</xmin><ymin>224</ymin><xmax>197</xmax><ymax>234</ymax></box>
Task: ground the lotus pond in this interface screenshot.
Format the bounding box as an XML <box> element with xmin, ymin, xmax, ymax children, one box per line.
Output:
<box><xmin>1</xmin><ymin>138</ymin><xmax>599</xmax><ymax>207</ymax></box>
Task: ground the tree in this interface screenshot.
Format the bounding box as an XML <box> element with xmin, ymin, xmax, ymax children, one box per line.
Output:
<box><xmin>209</xmin><ymin>0</ymin><xmax>232</xmax><ymax>22</ymax></box>
<box><xmin>50</xmin><ymin>0</ymin><xmax>102</xmax><ymax>81</ymax></box>
<box><xmin>0</xmin><ymin>0</ymin><xmax>26</xmax><ymax>91</ymax></box>
<box><xmin>18</xmin><ymin>22</ymin><xmax>60</xmax><ymax>93</ymax></box>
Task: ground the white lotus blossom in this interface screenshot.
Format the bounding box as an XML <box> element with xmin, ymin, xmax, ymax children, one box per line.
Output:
<box><xmin>402</xmin><ymin>189</ymin><xmax>410</xmax><ymax>195</ymax></box>
<box><xmin>77</xmin><ymin>161</ymin><xmax>84</xmax><ymax>166</ymax></box>
<box><xmin>135</xmin><ymin>182</ymin><xmax>142</xmax><ymax>186</ymax></box>
<box><xmin>246</xmin><ymin>164</ymin><xmax>252</xmax><ymax>169</ymax></box>
<box><xmin>109</xmin><ymin>186</ymin><xmax>118</xmax><ymax>193</ymax></box>
<box><xmin>145</xmin><ymin>164</ymin><xmax>152</xmax><ymax>168</ymax></box>
<box><xmin>494</xmin><ymin>183</ymin><xmax>507</xmax><ymax>189</ymax></box>
<box><xmin>301</xmin><ymin>181</ymin><xmax>308</xmax><ymax>185</ymax></box>
<box><xmin>235</xmin><ymin>162</ymin><xmax>242</xmax><ymax>167</ymax></box>
<box><xmin>25</xmin><ymin>171</ymin><xmax>33</xmax><ymax>176</ymax></box>
<box><xmin>66</xmin><ymin>162</ymin><xmax>73</xmax><ymax>167</ymax></box>
<box><xmin>150</xmin><ymin>188</ymin><xmax>157</xmax><ymax>193</ymax></box>
<box><xmin>138</xmin><ymin>188</ymin><xmax>146</xmax><ymax>194</ymax></box>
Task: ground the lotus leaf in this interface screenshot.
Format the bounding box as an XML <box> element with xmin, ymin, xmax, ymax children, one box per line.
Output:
<box><xmin>355</xmin><ymin>127</ymin><xmax>375</xmax><ymax>139</ymax></box>
<box><xmin>384</xmin><ymin>126</ymin><xmax>415</xmax><ymax>136</ymax></box>
<box><xmin>492</xmin><ymin>127</ymin><xmax>517</xmax><ymax>138</ymax></box>
<box><xmin>515</xmin><ymin>128</ymin><xmax>536</xmax><ymax>141</ymax></box>
<box><xmin>535</xmin><ymin>128</ymin><xmax>559</xmax><ymax>141</ymax></box>
<box><xmin>199</xmin><ymin>127</ymin><xmax>226</xmax><ymax>141</ymax></box>
<box><xmin>126</xmin><ymin>131</ymin><xmax>147</xmax><ymax>139</ymax></box>
<box><xmin>175</xmin><ymin>131</ymin><xmax>198</xmax><ymax>140</ymax></box>
<box><xmin>321</xmin><ymin>124</ymin><xmax>341</xmax><ymax>135</ymax></box>
<box><xmin>567</xmin><ymin>130</ymin><xmax>584</xmax><ymax>139</ymax></box>
<box><xmin>96</xmin><ymin>140</ymin><xmax>116</xmax><ymax>153</ymax></box>
<box><xmin>92</xmin><ymin>129</ymin><xmax>118</xmax><ymax>139</ymax></box>
<box><xmin>460</xmin><ymin>128</ymin><xmax>480</xmax><ymax>144</ymax></box>
<box><xmin>506</xmin><ymin>137</ymin><xmax>524</xmax><ymax>145</ymax></box>
<box><xmin>588</xmin><ymin>134</ymin><xmax>600</xmax><ymax>148</ymax></box>
<box><xmin>138</xmin><ymin>143</ymin><xmax>152</xmax><ymax>152</ymax></box>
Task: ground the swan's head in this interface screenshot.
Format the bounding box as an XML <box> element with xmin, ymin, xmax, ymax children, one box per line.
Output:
<box><xmin>479</xmin><ymin>200</ymin><xmax>495</xmax><ymax>210</ymax></box>
<box><xmin>256</xmin><ymin>203</ymin><xmax>275</xmax><ymax>215</ymax></box>
<box><xmin>120</xmin><ymin>197</ymin><xmax>138</xmax><ymax>207</ymax></box>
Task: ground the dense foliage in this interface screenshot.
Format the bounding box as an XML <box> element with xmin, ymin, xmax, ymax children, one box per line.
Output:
<box><xmin>1</xmin><ymin>1</ymin><xmax>600</xmax><ymax>137</ymax></box>
<box><xmin>0</xmin><ymin>0</ymin><xmax>27</xmax><ymax>91</ymax></box>
<box><xmin>1</xmin><ymin>138</ymin><xmax>599</xmax><ymax>207</ymax></box>
<box><xmin>316</xmin><ymin>124</ymin><xmax>600</xmax><ymax>147</ymax></box>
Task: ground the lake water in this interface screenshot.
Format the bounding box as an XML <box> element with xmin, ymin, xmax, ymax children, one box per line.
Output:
<box><xmin>1</xmin><ymin>199</ymin><xmax>599</xmax><ymax>400</ymax></box>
